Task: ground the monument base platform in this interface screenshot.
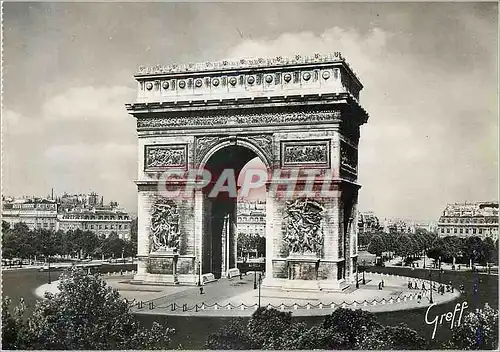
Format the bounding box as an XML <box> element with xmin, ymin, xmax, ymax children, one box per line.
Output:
<box><xmin>262</xmin><ymin>277</ymin><xmax>350</xmax><ymax>292</ymax></box>
<box><xmin>132</xmin><ymin>273</ymin><xmax>198</xmax><ymax>286</ymax></box>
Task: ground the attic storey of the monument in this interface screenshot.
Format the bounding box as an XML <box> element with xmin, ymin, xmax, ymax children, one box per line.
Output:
<box><xmin>126</xmin><ymin>53</ymin><xmax>369</xmax><ymax>290</ymax></box>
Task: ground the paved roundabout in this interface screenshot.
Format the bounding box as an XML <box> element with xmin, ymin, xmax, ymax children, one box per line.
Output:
<box><xmin>35</xmin><ymin>271</ymin><xmax>460</xmax><ymax>317</ymax></box>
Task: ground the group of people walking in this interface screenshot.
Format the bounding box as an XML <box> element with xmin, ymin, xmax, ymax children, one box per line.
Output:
<box><xmin>407</xmin><ymin>279</ymin><xmax>457</xmax><ymax>303</ymax></box>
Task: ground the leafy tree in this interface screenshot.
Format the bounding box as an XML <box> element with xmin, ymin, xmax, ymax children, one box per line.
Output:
<box><xmin>427</xmin><ymin>237</ymin><xmax>446</xmax><ymax>262</ymax></box>
<box><xmin>367</xmin><ymin>235</ymin><xmax>385</xmax><ymax>257</ymax></box>
<box><xmin>256</xmin><ymin>236</ymin><xmax>266</xmax><ymax>257</ymax></box>
<box><xmin>22</xmin><ymin>268</ymin><xmax>175</xmax><ymax>349</ymax></box>
<box><xmin>206</xmin><ymin>307</ymin><xmax>427</xmax><ymax>350</ymax></box>
<box><xmin>445</xmin><ymin>303</ymin><xmax>498</xmax><ymax>350</ymax></box>
<box><xmin>483</xmin><ymin>237</ymin><xmax>496</xmax><ymax>265</ymax></box>
<box><xmin>2</xmin><ymin>220</ymin><xmax>11</xmax><ymax>233</ymax></box>
<box><xmin>383</xmin><ymin>232</ymin><xmax>398</xmax><ymax>253</ymax></box>
<box><xmin>292</xmin><ymin>324</ymin><xmax>346</xmax><ymax>349</ymax></box>
<box><xmin>205</xmin><ymin>319</ymin><xmax>256</xmax><ymax>350</ymax></box>
<box><xmin>464</xmin><ymin>236</ymin><xmax>485</xmax><ymax>265</ymax></box>
<box><xmin>33</xmin><ymin>229</ymin><xmax>57</xmax><ymax>259</ymax></box>
<box><xmin>357</xmin><ymin>232</ymin><xmax>374</xmax><ymax>248</ymax></box>
<box><xmin>356</xmin><ymin>323</ymin><xmax>426</xmax><ymax>350</ymax></box>
<box><xmin>321</xmin><ymin>308</ymin><xmax>380</xmax><ymax>349</ymax></box>
<box><xmin>247</xmin><ymin>307</ymin><xmax>295</xmax><ymax>349</ymax></box>
<box><xmin>8</xmin><ymin>223</ymin><xmax>33</xmax><ymax>259</ymax></box>
<box><xmin>2</xmin><ymin>296</ymin><xmax>29</xmax><ymax>349</ymax></box>
<box><xmin>394</xmin><ymin>234</ymin><xmax>416</xmax><ymax>259</ymax></box>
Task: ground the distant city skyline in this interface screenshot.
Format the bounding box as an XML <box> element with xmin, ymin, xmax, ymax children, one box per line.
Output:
<box><xmin>2</xmin><ymin>2</ymin><xmax>498</xmax><ymax>221</ymax></box>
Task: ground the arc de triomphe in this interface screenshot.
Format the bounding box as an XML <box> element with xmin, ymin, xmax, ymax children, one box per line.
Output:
<box><xmin>126</xmin><ymin>53</ymin><xmax>368</xmax><ymax>291</ymax></box>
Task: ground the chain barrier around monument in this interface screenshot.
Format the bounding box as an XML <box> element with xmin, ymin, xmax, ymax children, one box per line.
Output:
<box><xmin>132</xmin><ymin>272</ymin><xmax>454</xmax><ymax>313</ymax></box>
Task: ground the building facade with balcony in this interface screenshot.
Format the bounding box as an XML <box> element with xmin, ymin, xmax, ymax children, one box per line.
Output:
<box><xmin>236</xmin><ymin>200</ymin><xmax>266</xmax><ymax>238</ymax></box>
<box><xmin>2</xmin><ymin>197</ymin><xmax>58</xmax><ymax>231</ymax></box>
<box><xmin>437</xmin><ymin>202</ymin><xmax>499</xmax><ymax>240</ymax></box>
<box><xmin>58</xmin><ymin>206</ymin><xmax>132</xmax><ymax>240</ymax></box>
<box><xmin>2</xmin><ymin>193</ymin><xmax>133</xmax><ymax>240</ymax></box>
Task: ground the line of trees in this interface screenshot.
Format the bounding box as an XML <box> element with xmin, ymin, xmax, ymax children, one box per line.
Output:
<box><xmin>206</xmin><ymin>306</ymin><xmax>427</xmax><ymax>350</ymax></box>
<box><xmin>2</xmin><ymin>220</ymin><xmax>137</xmax><ymax>261</ymax></box>
<box><xmin>360</xmin><ymin>229</ymin><xmax>436</xmax><ymax>260</ymax></box>
<box><xmin>360</xmin><ymin>229</ymin><xmax>498</xmax><ymax>266</ymax></box>
<box><xmin>205</xmin><ymin>303</ymin><xmax>498</xmax><ymax>350</ymax></box>
<box><xmin>427</xmin><ymin>235</ymin><xmax>498</xmax><ymax>265</ymax></box>
<box><xmin>237</xmin><ymin>233</ymin><xmax>266</xmax><ymax>259</ymax></box>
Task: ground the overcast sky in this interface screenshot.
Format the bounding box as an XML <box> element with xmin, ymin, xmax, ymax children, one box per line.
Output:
<box><xmin>2</xmin><ymin>2</ymin><xmax>498</xmax><ymax>221</ymax></box>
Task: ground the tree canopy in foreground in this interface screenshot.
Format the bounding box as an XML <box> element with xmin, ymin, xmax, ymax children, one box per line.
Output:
<box><xmin>2</xmin><ymin>268</ymin><xmax>175</xmax><ymax>350</ymax></box>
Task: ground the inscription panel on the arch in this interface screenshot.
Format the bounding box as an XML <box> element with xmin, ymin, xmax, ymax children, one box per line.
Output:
<box><xmin>144</xmin><ymin>144</ymin><xmax>188</xmax><ymax>171</ymax></box>
<box><xmin>280</xmin><ymin>140</ymin><xmax>330</xmax><ymax>168</ymax></box>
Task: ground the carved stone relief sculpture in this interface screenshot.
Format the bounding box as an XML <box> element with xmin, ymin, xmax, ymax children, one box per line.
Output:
<box><xmin>282</xmin><ymin>140</ymin><xmax>330</xmax><ymax>167</ymax></box>
<box><xmin>283</xmin><ymin>199</ymin><xmax>325</xmax><ymax>256</ymax></box>
<box><xmin>195</xmin><ymin>136</ymin><xmax>221</xmax><ymax>164</ymax></box>
<box><xmin>137</xmin><ymin>110</ymin><xmax>341</xmax><ymax>129</ymax></box>
<box><xmin>145</xmin><ymin>145</ymin><xmax>187</xmax><ymax>170</ymax></box>
<box><xmin>340</xmin><ymin>141</ymin><xmax>358</xmax><ymax>171</ymax></box>
<box><xmin>150</xmin><ymin>197</ymin><xmax>180</xmax><ymax>253</ymax></box>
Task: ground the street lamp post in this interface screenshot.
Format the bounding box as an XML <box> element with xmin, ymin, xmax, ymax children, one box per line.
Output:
<box><xmin>438</xmin><ymin>261</ymin><xmax>442</xmax><ymax>285</ymax></box>
<box><xmin>48</xmin><ymin>256</ymin><xmax>52</xmax><ymax>284</ymax></box>
<box><xmin>258</xmin><ymin>273</ymin><xmax>262</xmax><ymax>307</ymax></box>
<box><xmin>362</xmin><ymin>260</ymin><xmax>366</xmax><ymax>284</ymax></box>
<box><xmin>198</xmin><ymin>260</ymin><xmax>202</xmax><ymax>286</ymax></box>
<box><xmin>429</xmin><ymin>270</ymin><xmax>433</xmax><ymax>304</ymax></box>
<box><xmin>356</xmin><ymin>263</ymin><xmax>359</xmax><ymax>289</ymax></box>
<box><xmin>254</xmin><ymin>270</ymin><xmax>257</xmax><ymax>290</ymax></box>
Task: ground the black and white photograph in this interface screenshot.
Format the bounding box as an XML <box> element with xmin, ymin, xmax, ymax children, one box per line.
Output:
<box><xmin>1</xmin><ymin>1</ymin><xmax>498</xmax><ymax>350</ymax></box>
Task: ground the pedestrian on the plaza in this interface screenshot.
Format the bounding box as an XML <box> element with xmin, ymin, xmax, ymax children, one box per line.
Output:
<box><xmin>408</xmin><ymin>281</ymin><xmax>411</xmax><ymax>289</ymax></box>
<box><xmin>381</xmin><ymin>279</ymin><xmax>384</xmax><ymax>288</ymax></box>
<box><xmin>378</xmin><ymin>281</ymin><xmax>382</xmax><ymax>290</ymax></box>
<box><xmin>417</xmin><ymin>292</ymin><xmax>422</xmax><ymax>303</ymax></box>
<box><xmin>199</xmin><ymin>286</ymin><xmax>204</xmax><ymax>295</ymax></box>
<box><xmin>422</xmin><ymin>282</ymin><xmax>426</xmax><ymax>291</ymax></box>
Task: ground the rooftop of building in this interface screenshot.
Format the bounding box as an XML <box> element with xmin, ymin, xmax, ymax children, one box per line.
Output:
<box><xmin>441</xmin><ymin>201</ymin><xmax>499</xmax><ymax>217</ymax></box>
<box><xmin>3</xmin><ymin>196</ymin><xmax>56</xmax><ymax>204</ymax></box>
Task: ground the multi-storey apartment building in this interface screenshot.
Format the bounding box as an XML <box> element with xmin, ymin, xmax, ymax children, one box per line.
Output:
<box><xmin>2</xmin><ymin>192</ymin><xmax>133</xmax><ymax>240</ymax></box>
<box><xmin>58</xmin><ymin>205</ymin><xmax>132</xmax><ymax>240</ymax></box>
<box><xmin>2</xmin><ymin>197</ymin><xmax>58</xmax><ymax>231</ymax></box>
<box><xmin>236</xmin><ymin>200</ymin><xmax>266</xmax><ymax>238</ymax></box>
<box><xmin>357</xmin><ymin>211</ymin><xmax>381</xmax><ymax>233</ymax></box>
<box><xmin>437</xmin><ymin>202</ymin><xmax>499</xmax><ymax>240</ymax></box>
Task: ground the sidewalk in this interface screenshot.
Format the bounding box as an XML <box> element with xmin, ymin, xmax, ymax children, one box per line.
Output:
<box><xmin>131</xmin><ymin>272</ymin><xmax>460</xmax><ymax>317</ymax></box>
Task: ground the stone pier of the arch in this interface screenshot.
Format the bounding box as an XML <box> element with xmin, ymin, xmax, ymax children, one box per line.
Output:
<box><xmin>126</xmin><ymin>53</ymin><xmax>369</xmax><ymax>290</ymax></box>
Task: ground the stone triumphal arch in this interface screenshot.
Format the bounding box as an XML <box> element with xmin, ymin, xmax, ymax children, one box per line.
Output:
<box><xmin>126</xmin><ymin>53</ymin><xmax>369</xmax><ymax>291</ymax></box>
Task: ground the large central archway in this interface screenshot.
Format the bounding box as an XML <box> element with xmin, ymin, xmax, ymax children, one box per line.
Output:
<box><xmin>201</xmin><ymin>143</ymin><xmax>263</xmax><ymax>278</ymax></box>
<box><xmin>127</xmin><ymin>53</ymin><xmax>369</xmax><ymax>291</ymax></box>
